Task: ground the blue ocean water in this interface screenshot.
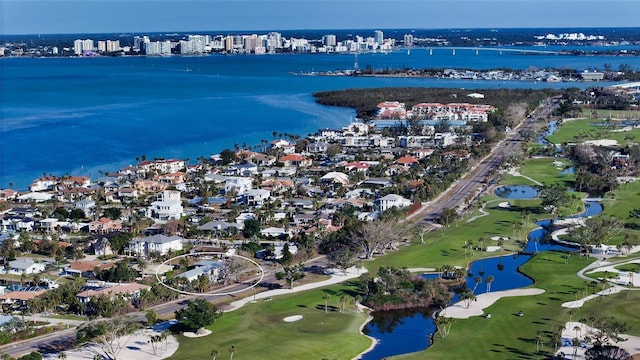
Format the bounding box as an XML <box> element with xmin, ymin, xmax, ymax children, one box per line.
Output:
<box><xmin>0</xmin><ymin>50</ymin><xmax>631</xmax><ymax>189</ymax></box>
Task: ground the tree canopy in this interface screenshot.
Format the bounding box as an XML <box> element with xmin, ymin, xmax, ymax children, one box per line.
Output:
<box><xmin>175</xmin><ymin>298</ymin><xmax>222</xmax><ymax>331</ymax></box>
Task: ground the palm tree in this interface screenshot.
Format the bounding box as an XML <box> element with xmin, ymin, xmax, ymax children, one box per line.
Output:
<box><xmin>472</xmin><ymin>276</ymin><xmax>482</xmax><ymax>293</ymax></box>
<box><xmin>339</xmin><ymin>295</ymin><xmax>347</xmax><ymax>313</ymax></box>
<box><xmin>536</xmin><ymin>330</ymin><xmax>545</xmax><ymax>352</ymax></box>
<box><xmin>323</xmin><ymin>294</ymin><xmax>330</xmax><ymax>314</ymax></box>
<box><xmin>210</xmin><ymin>349</ymin><xmax>219</xmax><ymax>360</ymax></box>
<box><xmin>568</xmin><ymin>308</ymin><xmax>576</xmax><ymax>323</ymax></box>
<box><xmin>485</xmin><ymin>275</ymin><xmax>494</xmax><ymax>293</ymax></box>
<box><xmin>228</xmin><ymin>345</ymin><xmax>236</xmax><ymax>360</ymax></box>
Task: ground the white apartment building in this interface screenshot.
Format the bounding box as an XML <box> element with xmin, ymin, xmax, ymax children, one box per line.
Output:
<box><xmin>73</xmin><ymin>39</ymin><xmax>94</xmax><ymax>55</ymax></box>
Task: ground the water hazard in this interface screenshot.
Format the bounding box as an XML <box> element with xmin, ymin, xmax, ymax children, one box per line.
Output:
<box><xmin>361</xmin><ymin>198</ymin><xmax>603</xmax><ymax>359</ymax></box>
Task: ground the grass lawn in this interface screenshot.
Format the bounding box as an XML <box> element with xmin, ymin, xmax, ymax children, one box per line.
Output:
<box><xmin>167</xmin><ymin>283</ymin><xmax>371</xmax><ymax>360</ymax></box>
<box><xmin>578</xmin><ymin>290</ymin><xmax>640</xmax><ymax>337</ymax></box>
<box><xmin>518</xmin><ymin>157</ymin><xmax>575</xmax><ymax>187</ymax></box>
<box><xmin>615</xmin><ymin>263</ymin><xmax>640</xmax><ymax>273</ymax></box>
<box><xmin>365</xmin><ymin>199</ymin><xmax>542</xmax><ymax>272</ymax></box>
<box><xmin>394</xmin><ymin>251</ymin><xmax>594</xmax><ymax>359</ymax></box>
<box><xmin>546</xmin><ymin>118</ymin><xmax>640</xmax><ymax>146</ymax></box>
<box><xmin>580</xmin><ymin>108</ymin><xmax>640</xmax><ymax>120</ymax></box>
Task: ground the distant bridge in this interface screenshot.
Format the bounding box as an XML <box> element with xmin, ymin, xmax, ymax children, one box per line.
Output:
<box><xmin>436</xmin><ymin>46</ymin><xmax>561</xmax><ymax>55</ymax></box>
<box><xmin>610</xmin><ymin>82</ymin><xmax>640</xmax><ymax>93</ymax></box>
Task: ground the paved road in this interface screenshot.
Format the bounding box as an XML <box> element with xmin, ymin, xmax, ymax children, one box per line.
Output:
<box><xmin>0</xmin><ymin>100</ymin><xmax>559</xmax><ymax>358</ymax></box>
<box><xmin>0</xmin><ymin>257</ymin><xmax>329</xmax><ymax>358</ymax></box>
<box><xmin>414</xmin><ymin>97</ymin><xmax>559</xmax><ymax>223</ymax></box>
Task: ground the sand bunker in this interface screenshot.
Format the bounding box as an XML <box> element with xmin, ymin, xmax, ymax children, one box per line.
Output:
<box><xmin>183</xmin><ymin>328</ymin><xmax>212</xmax><ymax>338</ymax></box>
<box><xmin>283</xmin><ymin>315</ymin><xmax>303</xmax><ymax>322</ymax></box>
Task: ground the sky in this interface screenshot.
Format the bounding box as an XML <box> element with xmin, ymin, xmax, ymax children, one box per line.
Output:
<box><xmin>2</xmin><ymin>0</ymin><xmax>639</xmax><ymax>35</ymax></box>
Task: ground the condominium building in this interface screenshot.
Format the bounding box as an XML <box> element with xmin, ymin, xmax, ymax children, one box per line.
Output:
<box><xmin>73</xmin><ymin>39</ymin><xmax>94</xmax><ymax>55</ymax></box>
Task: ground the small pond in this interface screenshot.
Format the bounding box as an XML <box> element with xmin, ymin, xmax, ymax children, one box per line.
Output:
<box><xmin>361</xmin><ymin>199</ymin><xmax>604</xmax><ymax>359</ymax></box>
<box><xmin>493</xmin><ymin>185</ymin><xmax>538</xmax><ymax>199</ymax></box>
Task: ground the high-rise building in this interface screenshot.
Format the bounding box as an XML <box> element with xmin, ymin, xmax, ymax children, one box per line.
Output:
<box><xmin>143</xmin><ymin>41</ymin><xmax>171</xmax><ymax>56</ymax></box>
<box><xmin>267</xmin><ymin>32</ymin><xmax>282</xmax><ymax>52</ymax></box>
<box><xmin>224</xmin><ymin>36</ymin><xmax>234</xmax><ymax>52</ymax></box>
<box><xmin>322</xmin><ymin>34</ymin><xmax>337</xmax><ymax>47</ymax></box>
<box><xmin>404</xmin><ymin>34</ymin><xmax>414</xmax><ymax>47</ymax></box>
<box><xmin>243</xmin><ymin>34</ymin><xmax>259</xmax><ymax>53</ymax></box>
<box><xmin>133</xmin><ymin>36</ymin><xmax>150</xmax><ymax>51</ymax></box>
<box><xmin>73</xmin><ymin>39</ymin><xmax>94</xmax><ymax>55</ymax></box>
<box><xmin>106</xmin><ymin>40</ymin><xmax>120</xmax><ymax>52</ymax></box>
<box><xmin>374</xmin><ymin>30</ymin><xmax>384</xmax><ymax>44</ymax></box>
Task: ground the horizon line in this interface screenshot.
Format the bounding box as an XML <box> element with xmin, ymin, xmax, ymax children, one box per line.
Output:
<box><xmin>4</xmin><ymin>25</ymin><xmax>640</xmax><ymax>37</ymax></box>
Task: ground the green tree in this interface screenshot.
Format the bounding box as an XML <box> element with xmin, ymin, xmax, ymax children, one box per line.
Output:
<box><xmin>103</xmin><ymin>207</ymin><xmax>122</xmax><ymax>220</ymax></box>
<box><xmin>538</xmin><ymin>183</ymin><xmax>570</xmax><ymax>215</ymax></box>
<box><xmin>275</xmin><ymin>263</ymin><xmax>305</xmax><ymax>289</ymax></box>
<box><xmin>242</xmin><ymin>219</ymin><xmax>261</xmax><ymax>238</ymax></box>
<box><xmin>175</xmin><ymin>298</ymin><xmax>222</xmax><ymax>331</ymax></box>
<box><xmin>145</xmin><ymin>309</ymin><xmax>158</xmax><ymax>327</ymax></box>
<box><xmin>219</xmin><ymin>149</ymin><xmax>237</xmax><ymax>165</ymax></box>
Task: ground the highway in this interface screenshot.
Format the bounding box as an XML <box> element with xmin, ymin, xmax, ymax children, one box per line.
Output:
<box><xmin>0</xmin><ymin>99</ymin><xmax>558</xmax><ymax>358</ymax></box>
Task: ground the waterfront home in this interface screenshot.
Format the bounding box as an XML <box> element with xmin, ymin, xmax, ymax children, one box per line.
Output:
<box><xmin>127</xmin><ymin>234</ymin><xmax>183</xmax><ymax>257</ymax></box>
<box><xmin>7</xmin><ymin>258</ymin><xmax>46</xmax><ymax>275</ymax></box>
<box><xmin>60</xmin><ymin>176</ymin><xmax>91</xmax><ymax>188</ymax></box>
<box><xmin>17</xmin><ymin>192</ymin><xmax>54</xmax><ymax>203</ymax></box>
<box><xmin>147</xmin><ymin>190</ymin><xmax>184</xmax><ymax>221</ymax></box>
<box><xmin>29</xmin><ymin>177</ymin><xmax>58</xmax><ymax>192</ymax></box>
<box><xmin>0</xmin><ymin>189</ymin><xmax>19</xmax><ymax>202</ymax></box>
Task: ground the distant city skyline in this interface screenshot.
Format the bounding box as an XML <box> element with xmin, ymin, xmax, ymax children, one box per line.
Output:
<box><xmin>2</xmin><ymin>0</ymin><xmax>639</xmax><ymax>35</ymax></box>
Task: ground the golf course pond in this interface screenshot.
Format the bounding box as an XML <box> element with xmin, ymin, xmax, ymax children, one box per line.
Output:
<box><xmin>493</xmin><ymin>185</ymin><xmax>538</xmax><ymax>199</ymax></box>
<box><xmin>360</xmin><ymin>198</ymin><xmax>603</xmax><ymax>359</ymax></box>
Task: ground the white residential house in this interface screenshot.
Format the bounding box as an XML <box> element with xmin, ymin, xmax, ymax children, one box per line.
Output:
<box><xmin>235</xmin><ymin>213</ymin><xmax>256</xmax><ymax>230</ymax></box>
<box><xmin>8</xmin><ymin>258</ymin><xmax>47</xmax><ymax>275</ymax></box>
<box><xmin>74</xmin><ymin>198</ymin><xmax>96</xmax><ymax>213</ymax></box>
<box><xmin>127</xmin><ymin>234</ymin><xmax>183</xmax><ymax>257</ymax></box>
<box><xmin>320</xmin><ymin>172</ymin><xmax>350</xmax><ymax>186</ymax></box>
<box><xmin>177</xmin><ymin>260</ymin><xmax>225</xmax><ymax>282</ymax></box>
<box><xmin>147</xmin><ymin>190</ymin><xmax>184</xmax><ymax>221</ymax></box>
<box><xmin>244</xmin><ymin>189</ymin><xmax>271</xmax><ymax>207</ymax></box>
<box><xmin>225</xmin><ymin>177</ymin><xmax>253</xmax><ymax>196</ymax></box>
<box><xmin>376</xmin><ymin>194</ymin><xmax>412</xmax><ymax>212</ymax></box>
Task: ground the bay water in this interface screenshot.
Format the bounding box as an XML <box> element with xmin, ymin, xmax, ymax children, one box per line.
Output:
<box><xmin>0</xmin><ymin>49</ymin><xmax>631</xmax><ymax>189</ymax></box>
